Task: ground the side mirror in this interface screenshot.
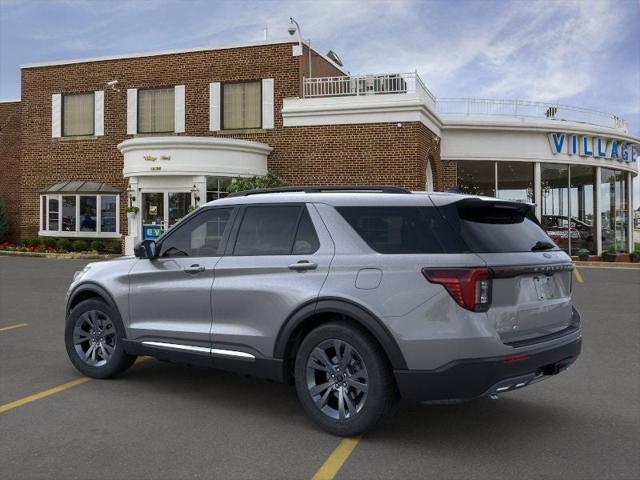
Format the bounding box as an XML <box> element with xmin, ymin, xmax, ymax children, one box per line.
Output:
<box><xmin>134</xmin><ymin>240</ymin><xmax>157</xmax><ymax>259</ymax></box>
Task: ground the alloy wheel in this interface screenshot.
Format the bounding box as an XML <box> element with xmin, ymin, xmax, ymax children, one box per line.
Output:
<box><xmin>72</xmin><ymin>310</ymin><xmax>116</xmax><ymax>367</ymax></box>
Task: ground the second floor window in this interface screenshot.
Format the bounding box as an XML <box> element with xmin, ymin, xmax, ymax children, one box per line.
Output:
<box><xmin>223</xmin><ymin>81</ymin><xmax>261</xmax><ymax>130</ymax></box>
<box><xmin>63</xmin><ymin>92</ymin><xmax>94</xmax><ymax>136</ymax></box>
<box><xmin>138</xmin><ymin>87</ymin><xmax>175</xmax><ymax>133</ymax></box>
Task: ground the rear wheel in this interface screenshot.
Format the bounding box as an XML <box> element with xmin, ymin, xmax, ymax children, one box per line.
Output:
<box><xmin>294</xmin><ymin>321</ymin><xmax>397</xmax><ymax>436</ymax></box>
<box><xmin>64</xmin><ymin>299</ymin><xmax>136</xmax><ymax>378</ymax></box>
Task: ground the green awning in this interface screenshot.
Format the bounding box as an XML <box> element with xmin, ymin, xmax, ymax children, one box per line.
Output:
<box><xmin>41</xmin><ymin>181</ymin><xmax>120</xmax><ymax>194</ymax></box>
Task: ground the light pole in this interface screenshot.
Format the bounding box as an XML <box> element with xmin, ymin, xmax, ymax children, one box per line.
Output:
<box><xmin>288</xmin><ymin>17</ymin><xmax>311</xmax><ymax>78</ymax></box>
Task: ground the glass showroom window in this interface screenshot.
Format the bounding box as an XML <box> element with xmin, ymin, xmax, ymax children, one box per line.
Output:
<box><xmin>601</xmin><ymin>169</ymin><xmax>629</xmax><ymax>253</ymax></box>
<box><xmin>222</xmin><ymin>81</ymin><xmax>261</xmax><ymax>130</ymax></box>
<box><xmin>138</xmin><ymin>88</ymin><xmax>175</xmax><ymax>133</ymax></box>
<box><xmin>206</xmin><ymin>176</ymin><xmax>233</xmax><ymax>202</ymax></box>
<box><xmin>569</xmin><ymin>165</ymin><xmax>596</xmax><ymax>254</ymax></box>
<box><xmin>497</xmin><ymin>162</ymin><xmax>534</xmax><ymax>203</ymax></box>
<box><xmin>456</xmin><ymin>161</ymin><xmax>495</xmax><ymax>197</ymax></box>
<box><xmin>541</xmin><ymin>164</ymin><xmax>570</xmax><ymax>253</ymax></box>
<box><xmin>40</xmin><ymin>194</ymin><xmax>119</xmax><ymax>237</ymax></box>
<box><xmin>62</xmin><ymin>92</ymin><xmax>94</xmax><ymax>136</ymax></box>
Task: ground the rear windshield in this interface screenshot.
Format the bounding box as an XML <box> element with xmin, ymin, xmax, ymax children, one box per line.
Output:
<box><xmin>336</xmin><ymin>206</ymin><xmax>467</xmax><ymax>254</ymax></box>
<box><xmin>440</xmin><ymin>202</ymin><xmax>559</xmax><ymax>253</ymax></box>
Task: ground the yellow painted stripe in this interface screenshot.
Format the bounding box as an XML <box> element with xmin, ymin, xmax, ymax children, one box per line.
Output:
<box><xmin>0</xmin><ymin>323</ymin><xmax>28</xmax><ymax>333</ymax></box>
<box><xmin>0</xmin><ymin>377</ymin><xmax>91</xmax><ymax>414</ymax></box>
<box><xmin>574</xmin><ymin>268</ymin><xmax>584</xmax><ymax>283</ymax></box>
<box><xmin>312</xmin><ymin>437</ymin><xmax>361</xmax><ymax>480</ymax></box>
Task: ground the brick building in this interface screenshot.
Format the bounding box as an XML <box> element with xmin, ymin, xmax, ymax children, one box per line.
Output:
<box><xmin>0</xmin><ymin>38</ymin><xmax>638</xmax><ymax>255</ymax></box>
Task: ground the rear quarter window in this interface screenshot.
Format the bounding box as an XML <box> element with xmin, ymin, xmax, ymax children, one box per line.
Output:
<box><xmin>336</xmin><ymin>206</ymin><xmax>466</xmax><ymax>254</ymax></box>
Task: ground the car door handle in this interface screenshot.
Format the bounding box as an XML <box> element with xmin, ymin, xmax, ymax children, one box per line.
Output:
<box><xmin>288</xmin><ymin>260</ymin><xmax>318</xmax><ymax>272</ymax></box>
<box><xmin>184</xmin><ymin>264</ymin><xmax>205</xmax><ymax>274</ymax></box>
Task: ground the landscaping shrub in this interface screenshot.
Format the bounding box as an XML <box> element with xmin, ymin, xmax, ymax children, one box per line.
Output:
<box><xmin>38</xmin><ymin>237</ymin><xmax>57</xmax><ymax>249</ymax></box>
<box><xmin>71</xmin><ymin>240</ymin><xmax>88</xmax><ymax>252</ymax></box>
<box><xmin>108</xmin><ymin>239</ymin><xmax>122</xmax><ymax>254</ymax></box>
<box><xmin>21</xmin><ymin>237</ymin><xmax>37</xmax><ymax>247</ymax></box>
<box><xmin>57</xmin><ymin>238</ymin><xmax>73</xmax><ymax>251</ymax></box>
<box><xmin>577</xmin><ymin>250</ymin><xmax>589</xmax><ymax>261</ymax></box>
<box><xmin>90</xmin><ymin>240</ymin><xmax>106</xmax><ymax>252</ymax></box>
<box><xmin>226</xmin><ymin>172</ymin><xmax>285</xmax><ymax>193</ymax></box>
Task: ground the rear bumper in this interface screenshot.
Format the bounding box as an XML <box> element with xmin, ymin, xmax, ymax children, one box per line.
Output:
<box><xmin>394</xmin><ymin>331</ymin><xmax>582</xmax><ymax>402</ymax></box>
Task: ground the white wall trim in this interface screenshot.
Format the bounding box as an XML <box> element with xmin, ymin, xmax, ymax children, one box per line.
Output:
<box><xmin>94</xmin><ymin>90</ymin><xmax>104</xmax><ymax>136</ymax></box>
<box><xmin>0</xmin><ymin>98</ymin><xmax>20</xmax><ymax>103</ymax></box>
<box><xmin>262</xmin><ymin>78</ymin><xmax>275</xmax><ymax>129</ymax></box>
<box><xmin>209</xmin><ymin>82</ymin><xmax>221</xmax><ymax>131</ymax></box>
<box><xmin>127</xmin><ymin>89</ymin><xmax>137</xmax><ymax>135</ymax></box>
<box><xmin>51</xmin><ymin>94</ymin><xmax>61</xmax><ymax>138</ymax></box>
<box><xmin>174</xmin><ymin>85</ymin><xmax>186</xmax><ymax>133</ymax></box>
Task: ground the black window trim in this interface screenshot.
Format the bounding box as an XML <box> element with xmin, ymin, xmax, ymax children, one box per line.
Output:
<box><xmin>61</xmin><ymin>91</ymin><xmax>95</xmax><ymax>137</ymax></box>
<box><xmin>227</xmin><ymin>203</ymin><xmax>321</xmax><ymax>257</ymax></box>
<box><xmin>220</xmin><ymin>79</ymin><xmax>263</xmax><ymax>131</ymax></box>
<box><xmin>136</xmin><ymin>86</ymin><xmax>176</xmax><ymax>135</ymax></box>
<box><xmin>156</xmin><ymin>205</ymin><xmax>238</xmax><ymax>258</ymax></box>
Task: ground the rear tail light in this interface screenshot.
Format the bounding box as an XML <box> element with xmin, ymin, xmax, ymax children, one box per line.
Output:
<box><xmin>422</xmin><ymin>268</ymin><xmax>492</xmax><ymax>312</ymax></box>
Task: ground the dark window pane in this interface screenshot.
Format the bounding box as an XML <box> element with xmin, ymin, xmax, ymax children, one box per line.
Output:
<box><xmin>160</xmin><ymin>208</ymin><xmax>232</xmax><ymax>257</ymax></box>
<box><xmin>101</xmin><ymin>195</ymin><xmax>117</xmax><ymax>233</ymax></box>
<box><xmin>293</xmin><ymin>208</ymin><xmax>320</xmax><ymax>254</ymax></box>
<box><xmin>337</xmin><ymin>207</ymin><xmax>463</xmax><ymax>254</ymax></box>
<box><xmin>541</xmin><ymin>164</ymin><xmax>569</xmax><ymax>252</ymax></box>
<box><xmin>41</xmin><ymin>196</ymin><xmax>47</xmax><ymax>231</ymax></box>
<box><xmin>569</xmin><ymin>165</ymin><xmax>595</xmax><ymax>254</ymax></box>
<box><xmin>79</xmin><ymin>196</ymin><xmax>97</xmax><ymax>232</ymax></box>
<box><xmin>444</xmin><ymin>202</ymin><xmax>557</xmax><ymax>253</ymax></box>
<box><xmin>48</xmin><ymin>197</ymin><xmax>59</xmax><ymax>231</ymax></box>
<box><xmin>497</xmin><ymin>162</ymin><xmax>534</xmax><ymax>203</ymax></box>
<box><xmin>457</xmin><ymin>161</ymin><xmax>495</xmax><ymax>197</ymax></box>
<box><xmin>62</xmin><ymin>196</ymin><xmax>76</xmax><ymax>232</ymax></box>
<box><xmin>234</xmin><ymin>206</ymin><xmax>301</xmax><ymax>256</ymax></box>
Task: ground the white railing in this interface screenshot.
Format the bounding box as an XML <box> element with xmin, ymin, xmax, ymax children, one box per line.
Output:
<box><xmin>436</xmin><ymin>98</ymin><xmax>628</xmax><ymax>131</ymax></box>
<box><xmin>303</xmin><ymin>72</ymin><xmax>436</xmax><ymax>103</ymax></box>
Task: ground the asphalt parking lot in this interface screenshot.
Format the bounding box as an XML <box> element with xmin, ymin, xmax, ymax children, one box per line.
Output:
<box><xmin>1</xmin><ymin>256</ymin><xmax>639</xmax><ymax>480</ymax></box>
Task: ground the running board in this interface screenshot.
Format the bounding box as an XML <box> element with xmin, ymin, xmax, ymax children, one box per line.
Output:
<box><xmin>141</xmin><ymin>340</ymin><xmax>256</xmax><ymax>360</ymax></box>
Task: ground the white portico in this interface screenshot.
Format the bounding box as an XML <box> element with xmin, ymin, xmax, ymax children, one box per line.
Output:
<box><xmin>118</xmin><ymin>136</ymin><xmax>271</xmax><ymax>254</ymax></box>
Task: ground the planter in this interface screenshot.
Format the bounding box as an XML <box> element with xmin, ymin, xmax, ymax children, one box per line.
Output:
<box><xmin>602</xmin><ymin>253</ymin><xmax>617</xmax><ymax>262</ymax></box>
<box><xmin>127</xmin><ymin>212</ymin><xmax>137</xmax><ymax>221</ymax></box>
<box><xmin>630</xmin><ymin>253</ymin><xmax>640</xmax><ymax>263</ymax></box>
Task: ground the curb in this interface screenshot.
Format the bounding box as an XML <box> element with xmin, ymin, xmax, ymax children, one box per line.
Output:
<box><xmin>0</xmin><ymin>250</ymin><xmax>121</xmax><ymax>260</ymax></box>
<box><xmin>574</xmin><ymin>261</ymin><xmax>640</xmax><ymax>269</ymax></box>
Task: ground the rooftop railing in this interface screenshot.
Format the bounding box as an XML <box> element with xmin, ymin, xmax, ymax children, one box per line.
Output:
<box><xmin>301</xmin><ymin>74</ymin><xmax>627</xmax><ymax>131</ymax></box>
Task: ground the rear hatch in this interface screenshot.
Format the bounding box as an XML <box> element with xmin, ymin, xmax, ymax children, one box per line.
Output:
<box><xmin>436</xmin><ymin>197</ymin><xmax>574</xmax><ymax>345</ymax></box>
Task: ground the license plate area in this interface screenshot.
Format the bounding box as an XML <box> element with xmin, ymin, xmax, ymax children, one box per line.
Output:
<box><xmin>533</xmin><ymin>274</ymin><xmax>556</xmax><ymax>300</ymax></box>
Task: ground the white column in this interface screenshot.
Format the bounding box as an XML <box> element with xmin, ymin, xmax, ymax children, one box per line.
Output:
<box><xmin>595</xmin><ymin>166</ymin><xmax>602</xmax><ymax>256</ymax></box>
<box><xmin>628</xmin><ymin>171</ymin><xmax>633</xmax><ymax>253</ymax></box>
<box><xmin>534</xmin><ymin>162</ymin><xmax>542</xmax><ymax>220</ymax></box>
<box><xmin>124</xmin><ymin>177</ymin><xmax>140</xmax><ymax>255</ymax></box>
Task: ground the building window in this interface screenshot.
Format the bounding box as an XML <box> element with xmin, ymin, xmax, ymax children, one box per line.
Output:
<box><xmin>569</xmin><ymin>165</ymin><xmax>596</xmax><ymax>254</ymax></box>
<box><xmin>601</xmin><ymin>169</ymin><xmax>629</xmax><ymax>253</ymax></box>
<box><xmin>206</xmin><ymin>176</ymin><xmax>233</xmax><ymax>202</ymax></box>
<box><xmin>138</xmin><ymin>88</ymin><xmax>175</xmax><ymax>133</ymax></box>
<box><xmin>457</xmin><ymin>160</ymin><xmax>495</xmax><ymax>197</ymax></box>
<box><xmin>62</xmin><ymin>92</ymin><xmax>94</xmax><ymax>136</ymax></box>
<box><xmin>541</xmin><ymin>164</ymin><xmax>570</xmax><ymax>253</ymax></box>
<box><xmin>497</xmin><ymin>162</ymin><xmax>534</xmax><ymax>203</ymax></box>
<box><xmin>39</xmin><ymin>194</ymin><xmax>120</xmax><ymax>237</ymax></box>
<box><xmin>222</xmin><ymin>81</ymin><xmax>261</xmax><ymax>130</ymax></box>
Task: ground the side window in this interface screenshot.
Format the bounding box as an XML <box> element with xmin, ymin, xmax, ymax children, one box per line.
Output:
<box><xmin>293</xmin><ymin>208</ymin><xmax>320</xmax><ymax>254</ymax></box>
<box><xmin>233</xmin><ymin>206</ymin><xmax>302</xmax><ymax>256</ymax></box>
<box><xmin>159</xmin><ymin>208</ymin><xmax>232</xmax><ymax>257</ymax></box>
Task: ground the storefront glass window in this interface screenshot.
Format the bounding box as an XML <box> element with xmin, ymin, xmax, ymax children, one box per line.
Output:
<box><xmin>206</xmin><ymin>176</ymin><xmax>233</xmax><ymax>202</ymax></box>
<box><xmin>601</xmin><ymin>169</ymin><xmax>629</xmax><ymax>253</ymax></box>
<box><xmin>541</xmin><ymin>164</ymin><xmax>570</xmax><ymax>252</ymax></box>
<box><xmin>101</xmin><ymin>195</ymin><xmax>117</xmax><ymax>233</ymax></box>
<box><xmin>62</xmin><ymin>196</ymin><xmax>76</xmax><ymax>232</ymax></box>
<box><xmin>457</xmin><ymin>161</ymin><xmax>495</xmax><ymax>197</ymax></box>
<box><xmin>569</xmin><ymin>165</ymin><xmax>596</xmax><ymax>254</ymax></box>
<box><xmin>168</xmin><ymin>192</ymin><xmax>191</xmax><ymax>228</ymax></box>
<box><xmin>497</xmin><ymin>162</ymin><xmax>534</xmax><ymax>203</ymax></box>
<box><xmin>48</xmin><ymin>197</ymin><xmax>59</xmax><ymax>231</ymax></box>
<box><xmin>79</xmin><ymin>196</ymin><xmax>97</xmax><ymax>232</ymax></box>
<box><xmin>142</xmin><ymin>192</ymin><xmax>165</xmax><ymax>240</ymax></box>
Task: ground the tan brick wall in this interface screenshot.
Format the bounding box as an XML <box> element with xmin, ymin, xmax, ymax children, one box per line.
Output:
<box><xmin>14</xmin><ymin>41</ymin><xmax>441</xmax><ymax>239</ymax></box>
<box><xmin>0</xmin><ymin>101</ymin><xmax>21</xmax><ymax>242</ymax></box>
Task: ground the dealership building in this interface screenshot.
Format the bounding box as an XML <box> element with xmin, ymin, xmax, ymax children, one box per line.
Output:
<box><xmin>0</xmin><ymin>39</ymin><xmax>637</xmax><ymax>255</ymax></box>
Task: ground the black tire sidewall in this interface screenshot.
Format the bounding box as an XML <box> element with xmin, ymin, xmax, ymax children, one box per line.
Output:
<box><xmin>64</xmin><ymin>299</ymin><xmax>136</xmax><ymax>379</ymax></box>
<box><xmin>294</xmin><ymin>321</ymin><xmax>397</xmax><ymax>436</ymax></box>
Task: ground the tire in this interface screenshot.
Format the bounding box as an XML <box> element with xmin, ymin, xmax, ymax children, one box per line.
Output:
<box><xmin>294</xmin><ymin>321</ymin><xmax>398</xmax><ymax>436</ymax></box>
<box><xmin>64</xmin><ymin>298</ymin><xmax>136</xmax><ymax>379</ymax></box>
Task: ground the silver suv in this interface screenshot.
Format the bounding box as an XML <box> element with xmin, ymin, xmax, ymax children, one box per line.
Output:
<box><xmin>65</xmin><ymin>186</ymin><xmax>582</xmax><ymax>436</ymax></box>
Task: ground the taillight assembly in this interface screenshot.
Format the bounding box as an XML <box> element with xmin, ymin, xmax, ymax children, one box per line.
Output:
<box><xmin>422</xmin><ymin>268</ymin><xmax>492</xmax><ymax>312</ymax></box>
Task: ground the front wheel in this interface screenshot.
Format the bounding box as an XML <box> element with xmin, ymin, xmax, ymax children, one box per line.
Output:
<box><xmin>294</xmin><ymin>321</ymin><xmax>398</xmax><ymax>436</ymax></box>
<box><xmin>64</xmin><ymin>299</ymin><xmax>136</xmax><ymax>378</ymax></box>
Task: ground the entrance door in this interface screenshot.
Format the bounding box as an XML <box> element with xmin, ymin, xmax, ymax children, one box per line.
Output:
<box><xmin>141</xmin><ymin>191</ymin><xmax>191</xmax><ymax>241</ymax></box>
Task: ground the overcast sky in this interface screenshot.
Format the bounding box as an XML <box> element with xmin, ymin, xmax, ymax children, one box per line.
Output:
<box><xmin>1</xmin><ymin>0</ymin><xmax>639</xmax><ymax>203</ymax></box>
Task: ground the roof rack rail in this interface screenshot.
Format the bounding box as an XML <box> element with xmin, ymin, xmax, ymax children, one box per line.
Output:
<box><xmin>227</xmin><ymin>185</ymin><xmax>412</xmax><ymax>197</ymax></box>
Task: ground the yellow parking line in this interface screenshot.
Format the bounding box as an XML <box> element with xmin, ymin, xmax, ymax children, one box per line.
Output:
<box><xmin>0</xmin><ymin>377</ymin><xmax>91</xmax><ymax>414</ymax></box>
<box><xmin>312</xmin><ymin>436</ymin><xmax>361</xmax><ymax>480</ymax></box>
<box><xmin>0</xmin><ymin>356</ymin><xmax>153</xmax><ymax>415</ymax></box>
<box><xmin>0</xmin><ymin>323</ymin><xmax>28</xmax><ymax>333</ymax></box>
<box><xmin>574</xmin><ymin>267</ymin><xmax>584</xmax><ymax>283</ymax></box>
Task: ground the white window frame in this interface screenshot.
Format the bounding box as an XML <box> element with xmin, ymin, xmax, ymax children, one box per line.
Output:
<box><xmin>39</xmin><ymin>194</ymin><xmax>120</xmax><ymax>238</ymax></box>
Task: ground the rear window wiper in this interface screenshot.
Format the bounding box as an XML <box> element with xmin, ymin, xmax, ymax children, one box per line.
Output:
<box><xmin>531</xmin><ymin>241</ymin><xmax>555</xmax><ymax>251</ymax></box>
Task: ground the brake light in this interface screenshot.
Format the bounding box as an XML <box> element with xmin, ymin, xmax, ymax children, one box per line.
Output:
<box><xmin>422</xmin><ymin>268</ymin><xmax>492</xmax><ymax>312</ymax></box>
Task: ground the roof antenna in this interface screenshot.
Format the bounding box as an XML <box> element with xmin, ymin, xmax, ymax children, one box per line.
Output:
<box><xmin>263</xmin><ymin>24</ymin><xmax>268</xmax><ymax>40</ymax></box>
